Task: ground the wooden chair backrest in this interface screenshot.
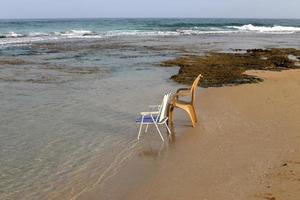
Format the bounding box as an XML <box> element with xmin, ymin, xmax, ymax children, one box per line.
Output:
<box><xmin>190</xmin><ymin>74</ymin><xmax>202</xmax><ymax>105</ymax></box>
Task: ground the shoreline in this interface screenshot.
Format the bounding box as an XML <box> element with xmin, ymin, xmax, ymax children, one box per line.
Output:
<box><xmin>79</xmin><ymin>69</ymin><xmax>300</xmax><ymax>200</ymax></box>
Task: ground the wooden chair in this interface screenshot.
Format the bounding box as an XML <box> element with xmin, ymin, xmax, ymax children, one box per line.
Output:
<box><xmin>169</xmin><ymin>74</ymin><xmax>202</xmax><ymax>127</ymax></box>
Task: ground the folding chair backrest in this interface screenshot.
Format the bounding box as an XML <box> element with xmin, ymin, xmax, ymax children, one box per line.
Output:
<box><xmin>158</xmin><ymin>93</ymin><xmax>170</xmax><ymax>122</ymax></box>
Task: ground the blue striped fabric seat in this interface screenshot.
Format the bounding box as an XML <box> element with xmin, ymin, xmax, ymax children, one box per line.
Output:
<box><xmin>136</xmin><ymin>115</ymin><xmax>158</xmax><ymax>123</ymax></box>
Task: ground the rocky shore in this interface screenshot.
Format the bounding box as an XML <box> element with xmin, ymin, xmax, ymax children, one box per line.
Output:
<box><xmin>161</xmin><ymin>48</ymin><xmax>300</xmax><ymax>87</ymax></box>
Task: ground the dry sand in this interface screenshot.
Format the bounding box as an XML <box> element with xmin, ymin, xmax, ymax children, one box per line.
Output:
<box><xmin>77</xmin><ymin>69</ymin><xmax>300</xmax><ymax>200</ymax></box>
<box><xmin>124</xmin><ymin>69</ymin><xmax>300</xmax><ymax>200</ymax></box>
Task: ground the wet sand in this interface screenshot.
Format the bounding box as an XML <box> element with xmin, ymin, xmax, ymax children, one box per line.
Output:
<box><xmin>122</xmin><ymin>69</ymin><xmax>300</xmax><ymax>200</ymax></box>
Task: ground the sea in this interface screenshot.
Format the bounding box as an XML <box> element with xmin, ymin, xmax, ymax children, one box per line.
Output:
<box><xmin>1</xmin><ymin>18</ymin><xmax>300</xmax><ymax>200</ymax></box>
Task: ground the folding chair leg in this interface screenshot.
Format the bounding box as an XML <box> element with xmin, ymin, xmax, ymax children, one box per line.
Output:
<box><xmin>153</xmin><ymin>122</ymin><xmax>164</xmax><ymax>142</ymax></box>
<box><xmin>137</xmin><ymin>117</ymin><xmax>144</xmax><ymax>140</ymax></box>
<box><xmin>145</xmin><ymin>124</ymin><xmax>149</xmax><ymax>133</ymax></box>
<box><xmin>164</xmin><ymin>122</ymin><xmax>171</xmax><ymax>134</ymax></box>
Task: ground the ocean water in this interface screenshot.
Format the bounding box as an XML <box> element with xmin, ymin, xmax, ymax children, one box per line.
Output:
<box><xmin>1</xmin><ymin>18</ymin><xmax>300</xmax><ymax>200</ymax></box>
<box><xmin>1</xmin><ymin>18</ymin><xmax>300</xmax><ymax>46</ymax></box>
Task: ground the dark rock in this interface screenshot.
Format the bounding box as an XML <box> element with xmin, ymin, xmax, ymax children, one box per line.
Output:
<box><xmin>161</xmin><ymin>48</ymin><xmax>300</xmax><ymax>87</ymax></box>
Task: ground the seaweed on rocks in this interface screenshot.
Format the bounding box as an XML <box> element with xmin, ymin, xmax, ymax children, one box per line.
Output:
<box><xmin>161</xmin><ymin>48</ymin><xmax>300</xmax><ymax>87</ymax></box>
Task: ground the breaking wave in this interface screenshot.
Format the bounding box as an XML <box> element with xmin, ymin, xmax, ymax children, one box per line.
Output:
<box><xmin>0</xmin><ymin>32</ymin><xmax>25</xmax><ymax>38</ymax></box>
<box><xmin>0</xmin><ymin>30</ymin><xmax>102</xmax><ymax>45</ymax></box>
<box><xmin>0</xmin><ymin>30</ymin><xmax>98</xmax><ymax>38</ymax></box>
<box><xmin>229</xmin><ymin>24</ymin><xmax>300</xmax><ymax>33</ymax></box>
<box><xmin>1</xmin><ymin>24</ymin><xmax>300</xmax><ymax>46</ymax></box>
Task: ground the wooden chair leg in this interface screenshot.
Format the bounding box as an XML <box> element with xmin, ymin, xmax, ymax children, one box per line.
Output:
<box><xmin>168</xmin><ymin>105</ymin><xmax>174</xmax><ymax>125</ymax></box>
<box><xmin>192</xmin><ymin>106</ymin><xmax>198</xmax><ymax>123</ymax></box>
<box><xmin>189</xmin><ymin>109</ymin><xmax>197</xmax><ymax>128</ymax></box>
<box><xmin>186</xmin><ymin>107</ymin><xmax>196</xmax><ymax>128</ymax></box>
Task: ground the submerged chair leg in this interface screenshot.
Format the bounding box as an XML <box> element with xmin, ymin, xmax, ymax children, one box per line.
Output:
<box><xmin>150</xmin><ymin>115</ymin><xmax>164</xmax><ymax>142</ymax></box>
<box><xmin>153</xmin><ymin>122</ymin><xmax>164</xmax><ymax>142</ymax></box>
<box><xmin>137</xmin><ymin>117</ymin><xmax>144</xmax><ymax>140</ymax></box>
<box><xmin>168</xmin><ymin>106</ymin><xmax>174</xmax><ymax>125</ymax></box>
<box><xmin>145</xmin><ymin>124</ymin><xmax>149</xmax><ymax>133</ymax></box>
<box><xmin>164</xmin><ymin>122</ymin><xmax>171</xmax><ymax>134</ymax></box>
<box><xmin>187</xmin><ymin>107</ymin><xmax>196</xmax><ymax>128</ymax></box>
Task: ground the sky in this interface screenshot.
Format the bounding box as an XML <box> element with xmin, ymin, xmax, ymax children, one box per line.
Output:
<box><xmin>1</xmin><ymin>0</ymin><xmax>300</xmax><ymax>19</ymax></box>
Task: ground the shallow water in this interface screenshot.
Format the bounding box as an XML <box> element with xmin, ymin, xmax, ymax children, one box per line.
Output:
<box><xmin>1</xmin><ymin>18</ymin><xmax>300</xmax><ymax>200</ymax></box>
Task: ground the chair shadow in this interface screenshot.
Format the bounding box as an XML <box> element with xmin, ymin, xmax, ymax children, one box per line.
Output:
<box><xmin>138</xmin><ymin>145</ymin><xmax>165</xmax><ymax>158</ymax></box>
<box><xmin>137</xmin><ymin>124</ymin><xmax>177</xmax><ymax>159</ymax></box>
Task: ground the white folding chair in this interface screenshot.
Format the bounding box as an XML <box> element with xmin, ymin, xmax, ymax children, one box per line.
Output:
<box><xmin>136</xmin><ymin>93</ymin><xmax>171</xmax><ymax>141</ymax></box>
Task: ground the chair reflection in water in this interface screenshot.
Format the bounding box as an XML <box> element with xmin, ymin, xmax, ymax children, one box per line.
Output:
<box><xmin>136</xmin><ymin>93</ymin><xmax>171</xmax><ymax>142</ymax></box>
<box><xmin>169</xmin><ymin>74</ymin><xmax>202</xmax><ymax>128</ymax></box>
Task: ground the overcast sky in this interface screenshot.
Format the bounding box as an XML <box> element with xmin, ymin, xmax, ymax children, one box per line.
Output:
<box><xmin>1</xmin><ymin>0</ymin><xmax>299</xmax><ymax>19</ymax></box>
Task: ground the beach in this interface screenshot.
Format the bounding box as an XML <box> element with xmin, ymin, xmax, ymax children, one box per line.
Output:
<box><xmin>1</xmin><ymin>18</ymin><xmax>300</xmax><ymax>200</ymax></box>
<box><xmin>75</xmin><ymin>69</ymin><xmax>300</xmax><ymax>200</ymax></box>
<box><xmin>124</xmin><ymin>69</ymin><xmax>300</xmax><ymax>200</ymax></box>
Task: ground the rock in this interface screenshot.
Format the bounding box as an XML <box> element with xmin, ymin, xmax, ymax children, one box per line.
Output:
<box><xmin>161</xmin><ymin>48</ymin><xmax>300</xmax><ymax>87</ymax></box>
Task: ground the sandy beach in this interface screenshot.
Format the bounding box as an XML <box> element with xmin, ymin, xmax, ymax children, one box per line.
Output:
<box><xmin>119</xmin><ymin>69</ymin><xmax>300</xmax><ymax>200</ymax></box>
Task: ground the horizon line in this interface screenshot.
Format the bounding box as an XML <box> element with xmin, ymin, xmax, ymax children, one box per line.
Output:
<box><xmin>0</xmin><ymin>17</ymin><xmax>300</xmax><ymax>20</ymax></box>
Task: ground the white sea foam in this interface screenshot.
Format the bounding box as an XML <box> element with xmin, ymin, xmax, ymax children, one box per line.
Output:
<box><xmin>104</xmin><ymin>30</ymin><xmax>180</xmax><ymax>37</ymax></box>
<box><xmin>1</xmin><ymin>24</ymin><xmax>300</xmax><ymax>46</ymax></box>
<box><xmin>0</xmin><ymin>30</ymin><xmax>102</xmax><ymax>45</ymax></box>
<box><xmin>56</xmin><ymin>30</ymin><xmax>95</xmax><ymax>37</ymax></box>
<box><xmin>177</xmin><ymin>29</ymin><xmax>239</xmax><ymax>35</ymax></box>
<box><xmin>28</xmin><ymin>32</ymin><xmax>49</xmax><ymax>37</ymax></box>
<box><xmin>0</xmin><ymin>36</ymin><xmax>55</xmax><ymax>45</ymax></box>
<box><xmin>0</xmin><ymin>31</ymin><xmax>25</xmax><ymax>38</ymax></box>
<box><xmin>228</xmin><ymin>24</ymin><xmax>300</xmax><ymax>34</ymax></box>
<box><xmin>105</xmin><ymin>29</ymin><xmax>238</xmax><ymax>37</ymax></box>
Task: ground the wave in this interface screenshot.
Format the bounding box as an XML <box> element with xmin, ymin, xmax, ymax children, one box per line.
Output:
<box><xmin>54</xmin><ymin>30</ymin><xmax>98</xmax><ymax>37</ymax></box>
<box><xmin>2</xmin><ymin>24</ymin><xmax>299</xmax><ymax>40</ymax></box>
<box><xmin>229</xmin><ymin>24</ymin><xmax>300</xmax><ymax>33</ymax></box>
<box><xmin>0</xmin><ymin>30</ymin><xmax>99</xmax><ymax>39</ymax></box>
<box><xmin>104</xmin><ymin>28</ymin><xmax>241</xmax><ymax>36</ymax></box>
<box><xmin>0</xmin><ymin>30</ymin><xmax>103</xmax><ymax>45</ymax></box>
<box><xmin>177</xmin><ymin>29</ymin><xmax>238</xmax><ymax>35</ymax></box>
<box><xmin>157</xmin><ymin>22</ymin><xmax>255</xmax><ymax>28</ymax></box>
<box><xmin>0</xmin><ymin>29</ymin><xmax>233</xmax><ymax>42</ymax></box>
<box><xmin>104</xmin><ymin>30</ymin><xmax>180</xmax><ymax>36</ymax></box>
<box><xmin>1</xmin><ymin>24</ymin><xmax>300</xmax><ymax>46</ymax></box>
<box><xmin>0</xmin><ymin>31</ymin><xmax>25</xmax><ymax>38</ymax></box>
